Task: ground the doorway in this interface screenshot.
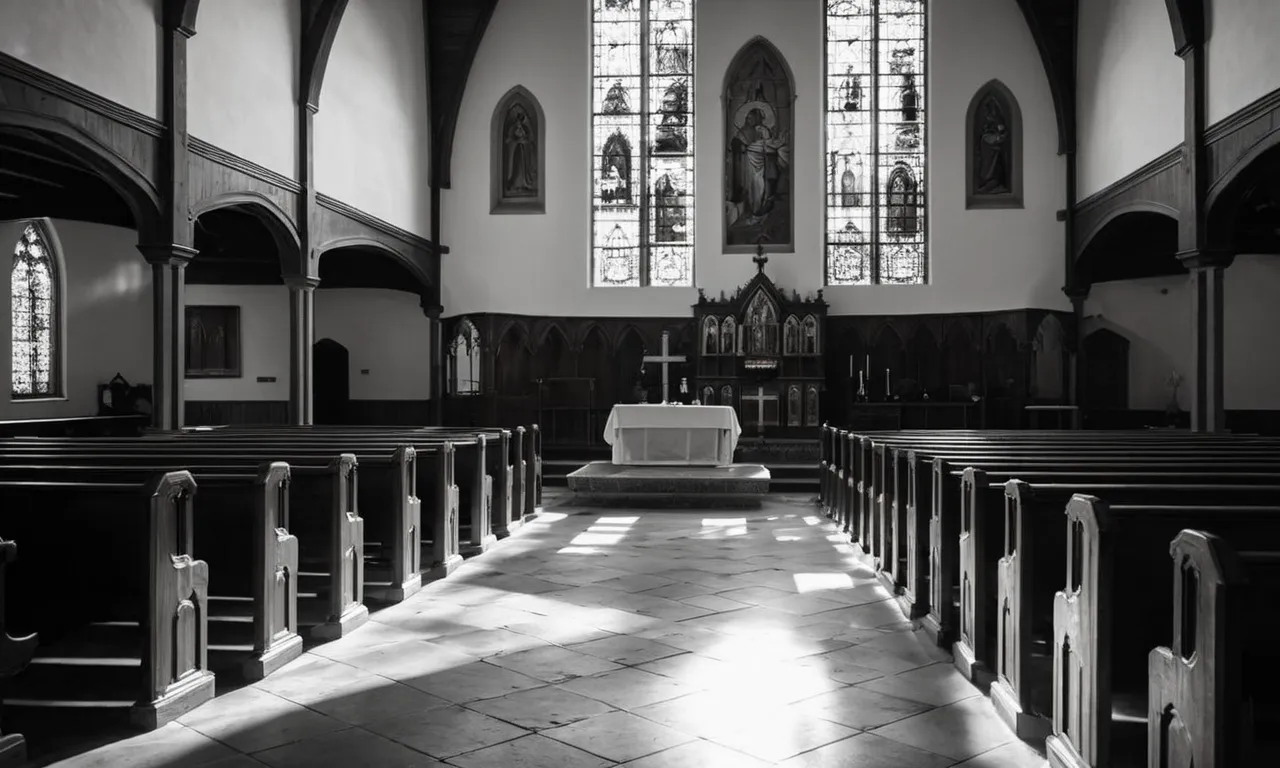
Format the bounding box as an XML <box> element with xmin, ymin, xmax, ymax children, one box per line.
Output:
<box><xmin>313</xmin><ymin>338</ymin><xmax>349</xmax><ymax>425</ymax></box>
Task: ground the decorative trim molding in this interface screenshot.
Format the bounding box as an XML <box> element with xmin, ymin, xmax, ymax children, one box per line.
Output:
<box><xmin>317</xmin><ymin>193</ymin><xmax>446</xmax><ymax>254</ymax></box>
<box><xmin>1205</xmin><ymin>86</ymin><xmax>1280</xmax><ymax>144</ymax></box>
<box><xmin>0</xmin><ymin>52</ymin><xmax>163</xmax><ymax>137</ymax></box>
<box><xmin>188</xmin><ymin>137</ymin><xmax>301</xmax><ymax>193</ymax></box>
<box><xmin>1075</xmin><ymin>145</ymin><xmax>1182</xmax><ymax>215</ymax></box>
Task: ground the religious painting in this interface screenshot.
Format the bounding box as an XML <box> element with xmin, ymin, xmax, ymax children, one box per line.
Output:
<box><xmin>702</xmin><ymin>315</ymin><xmax>719</xmax><ymax>356</ymax></box>
<box><xmin>600</xmin><ymin>132</ymin><xmax>633</xmax><ymax>205</ymax></box>
<box><xmin>802</xmin><ymin>315</ymin><xmax>819</xmax><ymax>355</ymax></box>
<box><xmin>701</xmin><ymin>385</ymin><xmax>715</xmax><ymax>405</ymax></box>
<box><xmin>783</xmin><ymin>315</ymin><xmax>800</xmax><ymax>356</ymax></box>
<box><xmin>491</xmin><ymin>86</ymin><xmax>546</xmax><ymax>214</ymax></box>
<box><xmin>743</xmin><ymin>288</ymin><xmax>780</xmax><ymax>356</ymax></box>
<box><xmin>805</xmin><ymin>385</ymin><xmax>820</xmax><ymax>426</ymax></box>
<box><xmin>787</xmin><ymin>384</ymin><xmax>801</xmax><ymax>427</ymax></box>
<box><xmin>966</xmin><ymin>80</ymin><xmax>1023</xmax><ymax>209</ymax></box>
<box><xmin>448</xmin><ymin>317</ymin><xmax>482</xmax><ymax>395</ymax></box>
<box><xmin>885</xmin><ymin>163</ymin><xmax>919</xmax><ymax>236</ymax></box>
<box><xmin>720</xmin><ymin>383</ymin><xmax>733</xmax><ymax>407</ymax></box>
<box><xmin>720</xmin><ymin>316</ymin><xmax>737</xmax><ymax>355</ymax></box>
<box><xmin>653</xmin><ymin>173</ymin><xmax>688</xmax><ymax>242</ymax></box>
<box><xmin>723</xmin><ymin>37</ymin><xmax>795</xmax><ymax>253</ymax></box>
<box><xmin>185</xmin><ymin>305</ymin><xmax>241</xmax><ymax>378</ymax></box>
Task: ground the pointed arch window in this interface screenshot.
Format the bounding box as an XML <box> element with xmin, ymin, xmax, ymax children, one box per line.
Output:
<box><xmin>11</xmin><ymin>222</ymin><xmax>61</xmax><ymax>399</ymax></box>
<box><xmin>824</xmin><ymin>0</ymin><xmax>928</xmax><ymax>285</ymax></box>
<box><xmin>592</xmin><ymin>0</ymin><xmax>695</xmax><ymax>287</ymax></box>
<box><xmin>448</xmin><ymin>318</ymin><xmax>482</xmax><ymax>396</ymax></box>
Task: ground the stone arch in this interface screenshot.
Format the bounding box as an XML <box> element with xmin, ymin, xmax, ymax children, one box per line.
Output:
<box><xmin>965</xmin><ymin>79</ymin><xmax>1023</xmax><ymax>209</ymax></box>
<box><xmin>491</xmin><ymin>85</ymin><xmax>546</xmax><ymax>214</ymax></box>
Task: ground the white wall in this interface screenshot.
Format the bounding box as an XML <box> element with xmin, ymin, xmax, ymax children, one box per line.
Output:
<box><xmin>315</xmin><ymin>289</ymin><xmax>432</xmax><ymax>400</ymax></box>
<box><xmin>1082</xmin><ymin>255</ymin><xmax>1280</xmax><ymax>410</ymax></box>
<box><xmin>0</xmin><ymin>0</ymin><xmax>160</xmax><ymax>118</ymax></box>
<box><xmin>441</xmin><ymin>0</ymin><xmax>1066</xmax><ymax>318</ymax></box>
<box><xmin>183</xmin><ymin>285</ymin><xmax>432</xmax><ymax>401</ymax></box>
<box><xmin>1076</xmin><ymin>0</ymin><xmax>1183</xmax><ymax>200</ymax></box>
<box><xmin>1207</xmin><ymin>0</ymin><xmax>1280</xmax><ymax>123</ymax></box>
<box><xmin>0</xmin><ymin>219</ymin><xmax>152</xmax><ymax>420</ymax></box>
<box><xmin>183</xmin><ymin>284</ymin><xmax>290</xmax><ymax>401</ymax></box>
<box><xmin>315</xmin><ymin>0</ymin><xmax>431</xmax><ymax>236</ymax></box>
<box><xmin>188</xmin><ymin>0</ymin><xmax>299</xmax><ymax>179</ymax></box>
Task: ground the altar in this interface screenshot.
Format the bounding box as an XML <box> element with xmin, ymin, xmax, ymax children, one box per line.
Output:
<box><xmin>603</xmin><ymin>404</ymin><xmax>741</xmax><ymax>466</ymax></box>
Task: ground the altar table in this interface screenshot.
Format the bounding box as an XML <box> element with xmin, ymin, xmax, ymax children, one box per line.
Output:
<box><xmin>603</xmin><ymin>404</ymin><xmax>741</xmax><ymax>466</ymax></box>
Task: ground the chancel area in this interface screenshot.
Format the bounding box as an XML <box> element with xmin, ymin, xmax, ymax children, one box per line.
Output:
<box><xmin>0</xmin><ymin>0</ymin><xmax>1278</xmax><ymax>766</ymax></box>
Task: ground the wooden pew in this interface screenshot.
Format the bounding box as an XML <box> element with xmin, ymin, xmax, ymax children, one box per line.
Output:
<box><xmin>0</xmin><ymin>446</ymin><xmax>367</xmax><ymax>639</ymax></box>
<box><xmin>0</xmin><ymin>537</ymin><xmax>36</xmax><ymax>766</ymax></box>
<box><xmin>1046</xmin><ymin>496</ymin><xmax>1280</xmax><ymax>768</ymax></box>
<box><xmin>1147</xmin><ymin>529</ymin><xmax>1280</xmax><ymax>768</ymax></box>
<box><xmin>0</xmin><ymin>472</ymin><xmax>215</xmax><ymax>730</ymax></box>
<box><xmin>967</xmin><ymin>476</ymin><xmax>1280</xmax><ymax>739</ymax></box>
<box><xmin>0</xmin><ymin>462</ymin><xmax>304</xmax><ymax>680</ymax></box>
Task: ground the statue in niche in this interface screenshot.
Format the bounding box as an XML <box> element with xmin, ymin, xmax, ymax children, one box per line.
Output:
<box><xmin>720</xmin><ymin>384</ymin><xmax>733</xmax><ymax>405</ymax></box>
<box><xmin>721</xmin><ymin>316</ymin><xmax>736</xmax><ymax>355</ymax></box>
<box><xmin>806</xmin><ymin>386</ymin><xmax>819</xmax><ymax>426</ymax></box>
<box><xmin>702</xmin><ymin>385</ymin><xmax>715</xmax><ymax>405</ymax></box>
<box><xmin>802</xmin><ymin>316</ymin><xmax>818</xmax><ymax>355</ymax></box>
<box><xmin>783</xmin><ymin>317</ymin><xmax>799</xmax><ymax>356</ymax></box>
<box><xmin>654</xmin><ymin>174</ymin><xmax>686</xmax><ymax>241</ymax></box>
<box><xmin>787</xmin><ymin>385</ymin><xmax>801</xmax><ymax>426</ymax></box>
<box><xmin>703</xmin><ymin>317</ymin><xmax>719</xmax><ymax>356</ymax></box>
<box><xmin>653</xmin><ymin>80</ymin><xmax>688</xmax><ymax>154</ymax></box>
<box><xmin>502</xmin><ymin>102</ymin><xmax>537</xmax><ymax>198</ymax></box>
<box><xmin>975</xmin><ymin>94</ymin><xmax>1012</xmax><ymax>195</ymax></box>
<box><xmin>724</xmin><ymin>39</ymin><xmax>794</xmax><ymax>250</ymax></box>
<box><xmin>600</xmin><ymin>132</ymin><xmax>632</xmax><ymax>204</ymax></box>
<box><xmin>603</xmin><ymin>80</ymin><xmax>631</xmax><ymax>115</ymax></box>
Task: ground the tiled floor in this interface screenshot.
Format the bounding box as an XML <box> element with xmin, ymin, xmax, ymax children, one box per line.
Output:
<box><xmin>44</xmin><ymin>494</ymin><xmax>1048</xmax><ymax>767</ymax></box>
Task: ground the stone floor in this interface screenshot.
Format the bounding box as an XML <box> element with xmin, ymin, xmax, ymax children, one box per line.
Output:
<box><xmin>44</xmin><ymin>494</ymin><xmax>1048</xmax><ymax>767</ymax></box>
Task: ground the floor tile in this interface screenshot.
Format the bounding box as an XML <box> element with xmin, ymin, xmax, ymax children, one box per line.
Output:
<box><xmin>487</xmin><ymin>643</ymin><xmax>625</xmax><ymax>683</ymax></box>
<box><xmin>776</xmin><ymin>732</ymin><xmax>956</xmax><ymax>768</ymax></box>
<box><xmin>446</xmin><ymin>733</ymin><xmax>613</xmax><ymax>768</ymax></box>
<box><xmin>570</xmin><ymin>634</ymin><xmax>687</xmax><ymax>665</ymax></box>
<box><xmin>857</xmin><ymin>661</ymin><xmax>985</xmax><ymax>707</ymax></box>
<box><xmin>558</xmin><ymin>666</ymin><xmax>701</xmax><ymax>709</ymax></box>
<box><xmin>466</xmin><ymin>685</ymin><xmax>616</xmax><ymax>730</ymax></box>
<box><xmin>363</xmin><ymin>704</ymin><xmax>527</xmax><ymax>759</ymax></box>
<box><xmin>618</xmin><ymin>739</ymin><xmax>773</xmax><ymax>768</ymax></box>
<box><xmin>871</xmin><ymin>696</ymin><xmax>1017</xmax><ymax>761</ymax></box>
<box><xmin>403</xmin><ymin>660</ymin><xmax>547</xmax><ymax>703</ymax></box>
<box><xmin>544</xmin><ymin>710</ymin><xmax>694</xmax><ymax>762</ymax></box>
<box><xmin>792</xmin><ymin>685</ymin><xmax>934</xmax><ymax>729</ymax></box>
<box><xmin>251</xmin><ymin>727</ymin><xmax>447</xmax><ymax>767</ymax></box>
<box><xmin>177</xmin><ymin>687</ymin><xmax>345</xmax><ymax>754</ymax></box>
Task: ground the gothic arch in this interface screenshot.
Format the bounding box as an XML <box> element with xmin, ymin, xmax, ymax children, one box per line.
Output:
<box><xmin>315</xmin><ymin>237</ymin><xmax>433</xmax><ymax>294</ymax></box>
<box><xmin>965</xmin><ymin>79</ymin><xmax>1023</xmax><ymax>209</ymax></box>
<box><xmin>191</xmin><ymin>192</ymin><xmax>303</xmax><ymax>277</ymax></box>
<box><xmin>490</xmin><ymin>85</ymin><xmax>546</xmax><ymax>214</ymax></box>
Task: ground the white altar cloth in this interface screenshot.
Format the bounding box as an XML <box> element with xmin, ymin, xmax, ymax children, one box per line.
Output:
<box><xmin>603</xmin><ymin>404</ymin><xmax>741</xmax><ymax>466</ymax></box>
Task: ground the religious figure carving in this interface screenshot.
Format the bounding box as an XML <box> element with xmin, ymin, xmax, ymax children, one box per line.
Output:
<box><xmin>975</xmin><ymin>95</ymin><xmax>1011</xmax><ymax>195</ymax></box>
<box><xmin>720</xmin><ymin>316</ymin><xmax>737</xmax><ymax>355</ymax></box>
<box><xmin>744</xmin><ymin>289</ymin><xmax>779</xmax><ymax>356</ymax></box>
<box><xmin>654</xmin><ymin>20</ymin><xmax>690</xmax><ymax>74</ymax></box>
<box><xmin>840</xmin><ymin>66</ymin><xmax>862</xmax><ymax>112</ymax></box>
<box><xmin>603</xmin><ymin>80</ymin><xmax>631</xmax><ymax>115</ymax></box>
<box><xmin>806</xmin><ymin>385</ymin><xmax>820</xmax><ymax>426</ymax></box>
<box><xmin>787</xmin><ymin>385</ymin><xmax>801</xmax><ymax>427</ymax></box>
<box><xmin>802</xmin><ymin>315</ymin><xmax>818</xmax><ymax>355</ymax></box>
<box><xmin>702</xmin><ymin>316</ymin><xmax>719</xmax><ymax>356</ymax></box>
<box><xmin>502</xmin><ymin>103</ymin><xmax>536</xmax><ymax>198</ymax></box>
<box><xmin>720</xmin><ymin>384</ymin><xmax>733</xmax><ymax>405</ymax></box>
<box><xmin>723</xmin><ymin>38</ymin><xmax>794</xmax><ymax>251</ymax></box>
<box><xmin>702</xmin><ymin>385</ymin><xmax>715</xmax><ymax>405</ymax></box>
<box><xmin>783</xmin><ymin>316</ymin><xmax>800</xmax><ymax>356</ymax></box>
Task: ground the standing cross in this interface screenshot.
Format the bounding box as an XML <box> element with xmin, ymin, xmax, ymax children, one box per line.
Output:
<box><xmin>740</xmin><ymin>385</ymin><xmax>777</xmax><ymax>433</ymax></box>
<box><xmin>641</xmin><ymin>331</ymin><xmax>687</xmax><ymax>404</ymax></box>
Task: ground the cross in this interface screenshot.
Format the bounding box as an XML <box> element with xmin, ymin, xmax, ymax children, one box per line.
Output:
<box><xmin>642</xmin><ymin>331</ymin><xmax>686</xmax><ymax>404</ymax></box>
<box><xmin>741</xmin><ymin>385</ymin><xmax>777</xmax><ymax>433</ymax></box>
<box><xmin>752</xmin><ymin>241</ymin><xmax>768</xmax><ymax>273</ymax></box>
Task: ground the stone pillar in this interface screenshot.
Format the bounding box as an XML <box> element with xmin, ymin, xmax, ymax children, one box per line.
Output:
<box><xmin>422</xmin><ymin>300</ymin><xmax>443</xmax><ymax>425</ymax></box>
<box><xmin>287</xmin><ymin>276</ymin><xmax>319</xmax><ymax>425</ymax></box>
<box><xmin>139</xmin><ymin>245</ymin><xmax>197</xmax><ymax>430</ymax></box>
<box><xmin>1180</xmin><ymin>251</ymin><xmax>1231</xmax><ymax>432</ymax></box>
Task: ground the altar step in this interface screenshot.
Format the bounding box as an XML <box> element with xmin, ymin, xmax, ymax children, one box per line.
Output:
<box><xmin>541</xmin><ymin>455</ymin><xmax>817</xmax><ymax>493</ymax></box>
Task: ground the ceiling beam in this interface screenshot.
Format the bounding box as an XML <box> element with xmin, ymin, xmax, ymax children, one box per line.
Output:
<box><xmin>429</xmin><ymin>0</ymin><xmax>500</xmax><ymax>189</ymax></box>
<box><xmin>301</xmin><ymin>0</ymin><xmax>349</xmax><ymax>112</ymax></box>
<box><xmin>1164</xmin><ymin>0</ymin><xmax>1204</xmax><ymax>56</ymax></box>
<box><xmin>1014</xmin><ymin>0</ymin><xmax>1077</xmax><ymax>156</ymax></box>
<box><xmin>164</xmin><ymin>0</ymin><xmax>201</xmax><ymax>38</ymax></box>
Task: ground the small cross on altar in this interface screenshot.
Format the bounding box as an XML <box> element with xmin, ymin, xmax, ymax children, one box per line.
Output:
<box><xmin>752</xmin><ymin>241</ymin><xmax>768</xmax><ymax>273</ymax></box>
<box><xmin>642</xmin><ymin>330</ymin><xmax>687</xmax><ymax>403</ymax></box>
<box><xmin>741</xmin><ymin>385</ymin><xmax>777</xmax><ymax>433</ymax></box>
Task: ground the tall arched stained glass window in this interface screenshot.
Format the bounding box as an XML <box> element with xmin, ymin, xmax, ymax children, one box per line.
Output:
<box><xmin>592</xmin><ymin>0</ymin><xmax>695</xmax><ymax>287</ymax></box>
<box><xmin>11</xmin><ymin>222</ymin><xmax>60</xmax><ymax>397</ymax></box>
<box><xmin>825</xmin><ymin>0</ymin><xmax>927</xmax><ymax>285</ymax></box>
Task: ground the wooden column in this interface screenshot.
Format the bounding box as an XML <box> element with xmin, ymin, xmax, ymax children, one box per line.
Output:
<box><xmin>140</xmin><ymin>246</ymin><xmax>197</xmax><ymax>430</ymax></box>
<box><xmin>423</xmin><ymin>300</ymin><xmax>443</xmax><ymax>424</ymax></box>
<box><xmin>287</xmin><ymin>277</ymin><xmax>319</xmax><ymax>425</ymax></box>
<box><xmin>1169</xmin><ymin>1</ymin><xmax>1230</xmax><ymax>432</ymax></box>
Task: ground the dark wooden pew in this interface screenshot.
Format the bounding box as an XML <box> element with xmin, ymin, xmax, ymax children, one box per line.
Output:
<box><xmin>0</xmin><ymin>537</ymin><xmax>37</xmax><ymax>765</ymax></box>
<box><xmin>0</xmin><ymin>446</ymin><xmax>367</xmax><ymax>640</ymax></box>
<box><xmin>0</xmin><ymin>462</ymin><xmax>303</xmax><ymax>681</ymax></box>
<box><xmin>1046</xmin><ymin>496</ymin><xmax>1280</xmax><ymax>768</ymax></box>
<box><xmin>0</xmin><ymin>473</ymin><xmax>214</xmax><ymax>730</ymax></box>
<box><xmin>959</xmin><ymin>476</ymin><xmax>1280</xmax><ymax>739</ymax></box>
<box><xmin>1147</xmin><ymin>529</ymin><xmax>1280</xmax><ymax>768</ymax></box>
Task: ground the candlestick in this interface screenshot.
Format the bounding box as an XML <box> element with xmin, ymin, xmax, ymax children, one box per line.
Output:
<box><xmin>858</xmin><ymin>370</ymin><xmax>864</xmax><ymax>389</ymax></box>
<box><xmin>885</xmin><ymin>368</ymin><xmax>890</xmax><ymax>397</ymax></box>
<box><xmin>849</xmin><ymin>355</ymin><xmax>853</xmax><ymax>377</ymax></box>
<box><xmin>865</xmin><ymin>355</ymin><xmax>870</xmax><ymax>378</ymax></box>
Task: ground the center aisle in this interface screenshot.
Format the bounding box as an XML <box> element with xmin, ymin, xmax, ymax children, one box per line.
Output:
<box><xmin>53</xmin><ymin>493</ymin><xmax>1046</xmax><ymax>768</ymax></box>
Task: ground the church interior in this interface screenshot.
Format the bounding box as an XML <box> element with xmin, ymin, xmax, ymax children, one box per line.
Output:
<box><xmin>0</xmin><ymin>0</ymin><xmax>1278</xmax><ymax>766</ymax></box>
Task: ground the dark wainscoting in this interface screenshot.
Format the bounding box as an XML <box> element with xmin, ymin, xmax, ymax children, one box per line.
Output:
<box><xmin>343</xmin><ymin>400</ymin><xmax>432</xmax><ymax>426</ymax></box>
<box><xmin>1084</xmin><ymin>408</ymin><xmax>1280</xmax><ymax>435</ymax></box>
<box><xmin>186</xmin><ymin>400</ymin><xmax>290</xmax><ymax>426</ymax></box>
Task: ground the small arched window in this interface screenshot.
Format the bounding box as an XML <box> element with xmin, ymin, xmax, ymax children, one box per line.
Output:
<box><xmin>11</xmin><ymin>221</ymin><xmax>61</xmax><ymax>398</ymax></box>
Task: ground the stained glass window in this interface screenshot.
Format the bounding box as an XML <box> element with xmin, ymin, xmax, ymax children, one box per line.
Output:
<box><xmin>592</xmin><ymin>0</ymin><xmax>695</xmax><ymax>287</ymax></box>
<box><xmin>11</xmin><ymin>222</ymin><xmax>59</xmax><ymax>397</ymax></box>
<box><xmin>825</xmin><ymin>0</ymin><xmax>927</xmax><ymax>285</ymax></box>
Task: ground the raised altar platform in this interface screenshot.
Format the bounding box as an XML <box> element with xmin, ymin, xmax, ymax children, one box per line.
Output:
<box><xmin>563</xmin><ymin>461</ymin><xmax>770</xmax><ymax>508</ymax></box>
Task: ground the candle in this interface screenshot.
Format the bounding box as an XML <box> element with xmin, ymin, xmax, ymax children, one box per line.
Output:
<box><xmin>865</xmin><ymin>355</ymin><xmax>870</xmax><ymax>378</ymax></box>
<box><xmin>858</xmin><ymin>370</ymin><xmax>864</xmax><ymax>389</ymax></box>
<box><xmin>849</xmin><ymin>355</ymin><xmax>853</xmax><ymax>377</ymax></box>
<box><xmin>885</xmin><ymin>368</ymin><xmax>890</xmax><ymax>395</ymax></box>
